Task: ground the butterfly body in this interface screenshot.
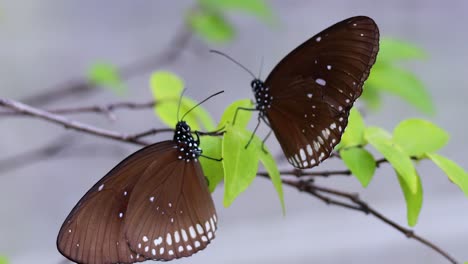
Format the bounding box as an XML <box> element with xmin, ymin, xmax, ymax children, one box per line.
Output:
<box><xmin>252</xmin><ymin>79</ymin><xmax>273</xmax><ymax>114</ymax></box>
<box><xmin>57</xmin><ymin>121</ymin><xmax>217</xmax><ymax>264</ymax></box>
<box><xmin>173</xmin><ymin>121</ymin><xmax>202</xmax><ymax>161</ymax></box>
<box><xmin>246</xmin><ymin>16</ymin><xmax>379</xmax><ymax>169</ymax></box>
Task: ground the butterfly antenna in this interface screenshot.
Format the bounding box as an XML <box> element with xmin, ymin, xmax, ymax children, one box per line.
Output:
<box><xmin>210</xmin><ymin>50</ymin><xmax>256</xmax><ymax>79</ymax></box>
<box><xmin>176</xmin><ymin>88</ymin><xmax>188</xmax><ymax>121</ymax></box>
<box><xmin>181</xmin><ymin>90</ymin><xmax>224</xmax><ymax>121</ymax></box>
<box><xmin>258</xmin><ymin>55</ymin><xmax>265</xmax><ymax>79</ymax></box>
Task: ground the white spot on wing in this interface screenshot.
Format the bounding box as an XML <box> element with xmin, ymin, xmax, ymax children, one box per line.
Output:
<box><xmin>174</xmin><ymin>231</ymin><xmax>180</xmax><ymax>243</ymax></box>
<box><xmin>152</xmin><ymin>248</ymin><xmax>156</xmax><ymax>256</ymax></box>
<box><xmin>142</xmin><ymin>236</ymin><xmax>148</xmax><ymax>242</ymax></box>
<box><xmin>299</xmin><ymin>148</ymin><xmax>306</xmax><ymax>161</ymax></box>
<box><xmin>159</xmin><ymin>247</ymin><xmax>164</xmax><ymax>254</ymax></box>
<box><xmin>196</xmin><ymin>224</ymin><xmax>204</xmax><ymax>235</ymax></box>
<box><xmin>189</xmin><ymin>226</ymin><xmax>197</xmax><ymax>238</ymax></box>
<box><xmin>181</xmin><ymin>229</ymin><xmax>188</xmax><ymax>242</ymax></box>
<box><xmin>307</xmin><ymin>93</ymin><xmax>313</xmax><ymax>98</ymax></box>
<box><xmin>316</xmin><ymin>36</ymin><xmax>322</xmax><ymax>42</ymax></box>
<box><xmin>166</xmin><ymin>233</ymin><xmax>172</xmax><ymax>245</ymax></box>
<box><xmin>306</xmin><ymin>144</ymin><xmax>313</xmax><ymax>156</ymax></box>
<box><xmin>317</xmin><ymin>136</ymin><xmax>324</xmax><ymax>145</ymax></box>
<box><xmin>210</xmin><ymin>218</ymin><xmax>216</xmax><ymax>231</ymax></box>
<box><xmin>315</xmin><ymin>78</ymin><xmax>326</xmax><ymax>86</ymax></box>
<box><xmin>327</xmin><ymin>65</ymin><xmax>332</xmax><ymax>70</ymax></box>
<box><xmin>313</xmin><ymin>141</ymin><xmax>320</xmax><ymax>151</ymax></box>
<box><xmin>319</xmin><ymin>152</ymin><xmax>325</xmax><ymax>159</ymax></box>
<box><xmin>195</xmin><ymin>241</ymin><xmax>201</xmax><ymax>248</ymax></box>
<box><xmin>154</xmin><ymin>237</ymin><xmax>163</xmax><ymax>246</ymax></box>
<box><xmin>178</xmin><ymin>245</ymin><xmax>184</xmax><ymax>252</ymax></box>
<box><xmin>149</xmin><ymin>196</ymin><xmax>154</xmax><ymax>202</ymax></box>
<box><xmin>98</xmin><ymin>184</ymin><xmax>104</xmax><ymax>191</ymax></box>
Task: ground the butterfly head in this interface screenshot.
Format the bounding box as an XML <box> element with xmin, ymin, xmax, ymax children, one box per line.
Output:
<box><xmin>174</xmin><ymin>121</ymin><xmax>202</xmax><ymax>162</ymax></box>
<box><xmin>251</xmin><ymin>79</ymin><xmax>273</xmax><ymax>112</ymax></box>
<box><xmin>250</xmin><ymin>79</ymin><xmax>264</xmax><ymax>92</ymax></box>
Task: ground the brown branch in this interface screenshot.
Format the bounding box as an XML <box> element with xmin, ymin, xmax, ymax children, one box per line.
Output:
<box><xmin>20</xmin><ymin>26</ymin><xmax>192</xmax><ymax>106</ymax></box>
<box><xmin>0</xmin><ymin>100</ymin><xmax>157</xmax><ymax>118</ymax></box>
<box><xmin>258</xmin><ymin>157</ymin><xmax>392</xmax><ymax>179</ymax></box>
<box><xmin>0</xmin><ymin>98</ymin><xmax>172</xmax><ymax>146</ymax></box>
<box><xmin>274</xmin><ymin>177</ymin><xmax>459</xmax><ymax>264</ymax></box>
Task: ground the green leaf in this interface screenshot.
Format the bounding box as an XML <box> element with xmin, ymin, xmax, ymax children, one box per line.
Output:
<box><xmin>378</xmin><ymin>38</ymin><xmax>427</xmax><ymax>62</ymax></box>
<box><xmin>0</xmin><ymin>256</ymin><xmax>8</xmax><ymax>264</ymax></box>
<box><xmin>393</xmin><ymin>119</ymin><xmax>449</xmax><ymax>157</ymax></box>
<box><xmin>222</xmin><ymin>125</ymin><xmax>260</xmax><ymax>207</ymax></box>
<box><xmin>366</xmin><ymin>63</ymin><xmax>435</xmax><ymax>115</ymax></box>
<box><xmin>198</xmin><ymin>0</ymin><xmax>273</xmax><ymax>21</ymax></box>
<box><xmin>340</xmin><ymin>147</ymin><xmax>376</xmax><ymax>187</ymax></box>
<box><xmin>200</xmin><ymin>136</ymin><xmax>224</xmax><ymax>192</ymax></box>
<box><xmin>427</xmin><ymin>153</ymin><xmax>468</xmax><ymax>197</ymax></box>
<box><xmin>150</xmin><ymin>71</ymin><xmax>215</xmax><ymax>130</ymax></box>
<box><xmin>258</xmin><ymin>144</ymin><xmax>285</xmax><ymax>214</ymax></box>
<box><xmin>219</xmin><ymin>99</ymin><xmax>254</xmax><ymax>129</ymax></box>
<box><xmin>396</xmin><ymin>171</ymin><xmax>423</xmax><ymax>227</ymax></box>
<box><xmin>340</xmin><ymin>108</ymin><xmax>366</xmax><ymax>148</ymax></box>
<box><xmin>187</xmin><ymin>10</ymin><xmax>234</xmax><ymax>44</ymax></box>
<box><xmin>365</xmin><ymin>126</ymin><xmax>418</xmax><ymax>193</ymax></box>
<box><xmin>87</xmin><ymin>62</ymin><xmax>126</xmax><ymax>95</ymax></box>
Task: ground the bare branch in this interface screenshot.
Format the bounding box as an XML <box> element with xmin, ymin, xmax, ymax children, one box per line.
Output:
<box><xmin>0</xmin><ymin>100</ymin><xmax>157</xmax><ymax>117</ymax></box>
<box><xmin>273</xmin><ymin>177</ymin><xmax>460</xmax><ymax>264</ymax></box>
<box><xmin>0</xmin><ymin>98</ymin><xmax>170</xmax><ymax>146</ymax></box>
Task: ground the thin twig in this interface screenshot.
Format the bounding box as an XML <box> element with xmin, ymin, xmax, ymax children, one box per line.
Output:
<box><xmin>0</xmin><ymin>100</ymin><xmax>157</xmax><ymax>117</ymax></box>
<box><xmin>20</xmin><ymin>26</ymin><xmax>192</xmax><ymax>106</ymax></box>
<box><xmin>0</xmin><ymin>98</ymin><xmax>166</xmax><ymax>146</ymax></box>
<box><xmin>275</xmin><ymin>177</ymin><xmax>459</xmax><ymax>264</ymax></box>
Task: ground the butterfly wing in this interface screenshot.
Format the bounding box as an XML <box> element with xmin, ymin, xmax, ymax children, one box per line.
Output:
<box><xmin>123</xmin><ymin>149</ymin><xmax>217</xmax><ymax>261</ymax></box>
<box><xmin>265</xmin><ymin>16</ymin><xmax>379</xmax><ymax>168</ymax></box>
<box><xmin>57</xmin><ymin>141</ymin><xmax>175</xmax><ymax>264</ymax></box>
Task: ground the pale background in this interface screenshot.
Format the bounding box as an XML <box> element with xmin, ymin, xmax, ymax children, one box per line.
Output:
<box><xmin>1</xmin><ymin>1</ymin><xmax>467</xmax><ymax>264</ymax></box>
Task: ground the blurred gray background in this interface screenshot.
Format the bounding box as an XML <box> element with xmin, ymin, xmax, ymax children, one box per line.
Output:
<box><xmin>1</xmin><ymin>1</ymin><xmax>467</xmax><ymax>263</ymax></box>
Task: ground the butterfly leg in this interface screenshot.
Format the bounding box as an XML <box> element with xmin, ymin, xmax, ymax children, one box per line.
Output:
<box><xmin>232</xmin><ymin>107</ymin><xmax>258</xmax><ymax>125</ymax></box>
<box><xmin>244</xmin><ymin>115</ymin><xmax>262</xmax><ymax>149</ymax></box>
<box><xmin>260</xmin><ymin>130</ymin><xmax>273</xmax><ymax>153</ymax></box>
<box><xmin>196</xmin><ymin>126</ymin><xmax>226</xmax><ymax>137</ymax></box>
<box><xmin>200</xmin><ymin>155</ymin><xmax>223</xmax><ymax>162</ymax></box>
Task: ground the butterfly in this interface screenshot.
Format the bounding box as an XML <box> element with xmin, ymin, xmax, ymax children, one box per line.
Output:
<box><xmin>57</xmin><ymin>95</ymin><xmax>221</xmax><ymax>263</ymax></box>
<box><xmin>213</xmin><ymin>16</ymin><xmax>379</xmax><ymax>169</ymax></box>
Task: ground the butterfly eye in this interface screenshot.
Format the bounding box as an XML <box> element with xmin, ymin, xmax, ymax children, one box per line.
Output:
<box><xmin>250</xmin><ymin>80</ymin><xmax>258</xmax><ymax>90</ymax></box>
